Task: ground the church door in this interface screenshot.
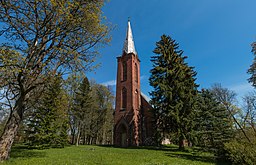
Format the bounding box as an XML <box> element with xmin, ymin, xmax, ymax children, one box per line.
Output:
<box><xmin>121</xmin><ymin>132</ymin><xmax>127</xmax><ymax>147</ymax></box>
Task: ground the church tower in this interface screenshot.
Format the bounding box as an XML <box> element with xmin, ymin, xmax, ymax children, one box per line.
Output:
<box><xmin>114</xmin><ymin>20</ymin><xmax>141</xmax><ymax>147</ymax></box>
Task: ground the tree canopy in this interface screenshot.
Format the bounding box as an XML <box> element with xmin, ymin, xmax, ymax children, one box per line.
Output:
<box><xmin>0</xmin><ymin>0</ymin><xmax>110</xmax><ymax>160</ymax></box>
<box><xmin>149</xmin><ymin>35</ymin><xmax>198</xmax><ymax>149</ymax></box>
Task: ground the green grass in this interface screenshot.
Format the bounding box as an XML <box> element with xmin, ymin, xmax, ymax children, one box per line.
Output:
<box><xmin>3</xmin><ymin>145</ymin><xmax>228</xmax><ymax>165</ymax></box>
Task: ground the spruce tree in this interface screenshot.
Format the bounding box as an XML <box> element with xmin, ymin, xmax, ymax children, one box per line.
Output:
<box><xmin>149</xmin><ymin>35</ymin><xmax>198</xmax><ymax>149</ymax></box>
<box><xmin>248</xmin><ymin>42</ymin><xmax>256</xmax><ymax>87</ymax></box>
<box><xmin>26</xmin><ymin>75</ymin><xmax>68</xmax><ymax>148</ymax></box>
<box><xmin>73</xmin><ymin>76</ymin><xmax>93</xmax><ymax>145</ymax></box>
<box><xmin>195</xmin><ymin>89</ymin><xmax>233</xmax><ymax>156</ymax></box>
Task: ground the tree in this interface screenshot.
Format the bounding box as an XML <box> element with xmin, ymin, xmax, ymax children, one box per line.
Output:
<box><xmin>223</xmin><ymin>92</ymin><xmax>256</xmax><ymax>165</ymax></box>
<box><xmin>248</xmin><ymin>42</ymin><xmax>256</xmax><ymax>87</ymax></box>
<box><xmin>90</xmin><ymin>83</ymin><xmax>114</xmax><ymax>145</ymax></box>
<box><xmin>25</xmin><ymin>75</ymin><xmax>68</xmax><ymax>149</ymax></box>
<box><xmin>68</xmin><ymin>78</ymin><xmax>114</xmax><ymax>145</ymax></box>
<box><xmin>149</xmin><ymin>35</ymin><xmax>198</xmax><ymax>149</ymax></box>
<box><xmin>195</xmin><ymin>89</ymin><xmax>233</xmax><ymax>156</ymax></box>
<box><xmin>73</xmin><ymin>77</ymin><xmax>93</xmax><ymax>146</ymax></box>
<box><xmin>210</xmin><ymin>83</ymin><xmax>252</xmax><ymax>144</ymax></box>
<box><xmin>242</xmin><ymin>92</ymin><xmax>256</xmax><ymax>136</ymax></box>
<box><xmin>0</xmin><ymin>0</ymin><xmax>110</xmax><ymax>160</ymax></box>
<box><xmin>64</xmin><ymin>73</ymin><xmax>83</xmax><ymax>145</ymax></box>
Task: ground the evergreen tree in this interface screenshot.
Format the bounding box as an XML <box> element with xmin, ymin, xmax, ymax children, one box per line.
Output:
<box><xmin>248</xmin><ymin>42</ymin><xmax>256</xmax><ymax>87</ymax></box>
<box><xmin>67</xmin><ymin>77</ymin><xmax>114</xmax><ymax>145</ymax></box>
<box><xmin>73</xmin><ymin>76</ymin><xmax>93</xmax><ymax>145</ymax></box>
<box><xmin>0</xmin><ymin>0</ymin><xmax>110</xmax><ymax>160</ymax></box>
<box><xmin>64</xmin><ymin>73</ymin><xmax>83</xmax><ymax>145</ymax></box>
<box><xmin>149</xmin><ymin>35</ymin><xmax>198</xmax><ymax>149</ymax></box>
<box><xmin>91</xmin><ymin>84</ymin><xmax>114</xmax><ymax>145</ymax></box>
<box><xmin>26</xmin><ymin>75</ymin><xmax>69</xmax><ymax>148</ymax></box>
<box><xmin>195</xmin><ymin>89</ymin><xmax>233</xmax><ymax>156</ymax></box>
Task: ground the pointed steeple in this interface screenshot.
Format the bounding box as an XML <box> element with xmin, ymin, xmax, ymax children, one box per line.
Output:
<box><xmin>123</xmin><ymin>19</ymin><xmax>137</xmax><ymax>55</ymax></box>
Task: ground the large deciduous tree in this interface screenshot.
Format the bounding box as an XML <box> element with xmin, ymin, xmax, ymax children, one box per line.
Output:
<box><xmin>149</xmin><ymin>35</ymin><xmax>198</xmax><ymax>149</ymax></box>
<box><xmin>0</xmin><ymin>0</ymin><xmax>110</xmax><ymax>160</ymax></box>
<box><xmin>210</xmin><ymin>84</ymin><xmax>252</xmax><ymax>143</ymax></box>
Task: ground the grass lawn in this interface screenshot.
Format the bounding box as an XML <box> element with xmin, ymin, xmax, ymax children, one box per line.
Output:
<box><xmin>3</xmin><ymin>145</ymin><xmax>228</xmax><ymax>165</ymax></box>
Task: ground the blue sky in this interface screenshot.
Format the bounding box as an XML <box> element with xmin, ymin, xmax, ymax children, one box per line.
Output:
<box><xmin>88</xmin><ymin>0</ymin><xmax>256</xmax><ymax>102</ymax></box>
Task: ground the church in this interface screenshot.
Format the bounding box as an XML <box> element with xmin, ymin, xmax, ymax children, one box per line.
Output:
<box><xmin>113</xmin><ymin>20</ymin><xmax>154</xmax><ymax>147</ymax></box>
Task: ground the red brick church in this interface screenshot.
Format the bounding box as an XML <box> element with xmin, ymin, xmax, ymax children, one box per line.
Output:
<box><xmin>114</xmin><ymin>20</ymin><xmax>154</xmax><ymax>147</ymax></box>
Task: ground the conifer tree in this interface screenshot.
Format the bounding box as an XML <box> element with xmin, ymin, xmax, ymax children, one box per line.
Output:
<box><xmin>26</xmin><ymin>75</ymin><xmax>68</xmax><ymax>148</ymax></box>
<box><xmin>73</xmin><ymin>76</ymin><xmax>93</xmax><ymax>145</ymax></box>
<box><xmin>248</xmin><ymin>42</ymin><xmax>256</xmax><ymax>87</ymax></box>
<box><xmin>149</xmin><ymin>35</ymin><xmax>198</xmax><ymax>149</ymax></box>
<box><xmin>91</xmin><ymin>84</ymin><xmax>114</xmax><ymax>145</ymax></box>
<box><xmin>0</xmin><ymin>0</ymin><xmax>110</xmax><ymax>160</ymax></box>
<box><xmin>195</xmin><ymin>89</ymin><xmax>233</xmax><ymax>156</ymax></box>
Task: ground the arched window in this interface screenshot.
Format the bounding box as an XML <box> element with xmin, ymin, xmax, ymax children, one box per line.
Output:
<box><xmin>135</xmin><ymin>63</ymin><xmax>138</xmax><ymax>82</ymax></box>
<box><xmin>123</xmin><ymin>62</ymin><xmax>127</xmax><ymax>81</ymax></box>
<box><xmin>135</xmin><ymin>89</ymin><xmax>139</xmax><ymax>109</ymax></box>
<box><xmin>122</xmin><ymin>87</ymin><xmax>127</xmax><ymax>110</ymax></box>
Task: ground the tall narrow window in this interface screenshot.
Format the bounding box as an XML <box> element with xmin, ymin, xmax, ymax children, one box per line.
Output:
<box><xmin>135</xmin><ymin>63</ymin><xmax>138</xmax><ymax>82</ymax></box>
<box><xmin>122</xmin><ymin>87</ymin><xmax>127</xmax><ymax>110</ymax></box>
<box><xmin>122</xmin><ymin>62</ymin><xmax>127</xmax><ymax>81</ymax></box>
<box><xmin>135</xmin><ymin>89</ymin><xmax>139</xmax><ymax>109</ymax></box>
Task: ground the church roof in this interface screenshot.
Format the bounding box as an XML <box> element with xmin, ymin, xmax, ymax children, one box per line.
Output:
<box><xmin>123</xmin><ymin>20</ymin><xmax>137</xmax><ymax>55</ymax></box>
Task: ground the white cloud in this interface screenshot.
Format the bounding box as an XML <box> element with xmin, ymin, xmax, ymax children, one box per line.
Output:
<box><xmin>101</xmin><ymin>80</ymin><xmax>116</xmax><ymax>86</ymax></box>
<box><xmin>228</xmin><ymin>83</ymin><xmax>254</xmax><ymax>105</ymax></box>
<box><xmin>140</xmin><ymin>75</ymin><xmax>146</xmax><ymax>81</ymax></box>
<box><xmin>141</xmin><ymin>92</ymin><xmax>151</xmax><ymax>102</ymax></box>
<box><xmin>229</xmin><ymin>83</ymin><xmax>254</xmax><ymax>95</ymax></box>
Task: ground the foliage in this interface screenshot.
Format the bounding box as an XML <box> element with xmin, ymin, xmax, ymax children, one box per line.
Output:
<box><xmin>2</xmin><ymin>145</ymin><xmax>227</xmax><ymax>165</ymax></box>
<box><xmin>210</xmin><ymin>84</ymin><xmax>253</xmax><ymax>144</ymax></box>
<box><xmin>66</xmin><ymin>76</ymin><xmax>114</xmax><ymax>145</ymax></box>
<box><xmin>25</xmin><ymin>75</ymin><xmax>69</xmax><ymax>149</ymax></box>
<box><xmin>149</xmin><ymin>35</ymin><xmax>198</xmax><ymax>149</ymax></box>
<box><xmin>64</xmin><ymin>73</ymin><xmax>84</xmax><ymax>145</ymax></box>
<box><xmin>194</xmin><ymin>89</ymin><xmax>233</xmax><ymax>157</ymax></box>
<box><xmin>0</xmin><ymin>0</ymin><xmax>110</xmax><ymax>160</ymax></box>
<box><xmin>241</xmin><ymin>92</ymin><xmax>256</xmax><ymax>134</ymax></box>
<box><xmin>248</xmin><ymin>42</ymin><xmax>256</xmax><ymax>87</ymax></box>
<box><xmin>90</xmin><ymin>83</ymin><xmax>114</xmax><ymax>145</ymax></box>
<box><xmin>72</xmin><ymin>76</ymin><xmax>93</xmax><ymax>145</ymax></box>
<box><xmin>224</xmin><ymin>138</ymin><xmax>256</xmax><ymax>165</ymax></box>
<box><xmin>223</xmin><ymin>91</ymin><xmax>256</xmax><ymax>164</ymax></box>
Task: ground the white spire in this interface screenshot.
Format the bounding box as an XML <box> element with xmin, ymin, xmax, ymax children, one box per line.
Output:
<box><xmin>123</xmin><ymin>19</ymin><xmax>137</xmax><ymax>55</ymax></box>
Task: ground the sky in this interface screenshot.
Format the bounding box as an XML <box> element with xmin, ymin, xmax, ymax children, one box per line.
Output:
<box><xmin>86</xmin><ymin>0</ymin><xmax>256</xmax><ymax>103</ymax></box>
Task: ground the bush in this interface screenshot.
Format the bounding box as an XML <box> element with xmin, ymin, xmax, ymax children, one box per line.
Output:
<box><xmin>224</xmin><ymin>140</ymin><xmax>256</xmax><ymax>165</ymax></box>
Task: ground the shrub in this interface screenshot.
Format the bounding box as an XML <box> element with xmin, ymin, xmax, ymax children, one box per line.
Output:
<box><xmin>224</xmin><ymin>140</ymin><xmax>256</xmax><ymax>165</ymax></box>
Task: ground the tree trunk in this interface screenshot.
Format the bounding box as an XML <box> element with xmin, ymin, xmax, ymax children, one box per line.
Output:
<box><xmin>102</xmin><ymin>128</ymin><xmax>106</xmax><ymax>145</ymax></box>
<box><xmin>82</xmin><ymin>133</ymin><xmax>86</xmax><ymax>145</ymax></box>
<box><xmin>0</xmin><ymin>94</ymin><xmax>25</xmax><ymax>161</ymax></box>
<box><xmin>71</xmin><ymin>130</ymin><xmax>75</xmax><ymax>145</ymax></box>
<box><xmin>179</xmin><ymin>136</ymin><xmax>185</xmax><ymax>150</ymax></box>
<box><xmin>0</xmin><ymin>111</ymin><xmax>21</xmax><ymax>161</ymax></box>
<box><xmin>76</xmin><ymin>129</ymin><xmax>80</xmax><ymax>146</ymax></box>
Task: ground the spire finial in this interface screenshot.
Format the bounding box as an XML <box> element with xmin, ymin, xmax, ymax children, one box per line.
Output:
<box><xmin>128</xmin><ymin>17</ymin><xmax>130</xmax><ymax>22</ymax></box>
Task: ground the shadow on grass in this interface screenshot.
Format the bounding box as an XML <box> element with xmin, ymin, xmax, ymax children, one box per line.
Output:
<box><xmin>10</xmin><ymin>145</ymin><xmax>46</xmax><ymax>159</ymax></box>
<box><xmin>165</xmin><ymin>152</ymin><xmax>216</xmax><ymax>163</ymax></box>
<box><xmin>98</xmin><ymin>144</ymin><xmax>181</xmax><ymax>151</ymax></box>
<box><xmin>97</xmin><ymin>145</ymin><xmax>230</xmax><ymax>165</ymax></box>
<box><xmin>165</xmin><ymin>152</ymin><xmax>230</xmax><ymax>165</ymax></box>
